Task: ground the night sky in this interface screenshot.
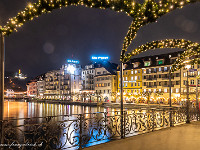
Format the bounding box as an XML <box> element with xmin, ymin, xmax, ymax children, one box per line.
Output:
<box><xmin>0</xmin><ymin>0</ymin><xmax>200</xmax><ymax>78</ymax></box>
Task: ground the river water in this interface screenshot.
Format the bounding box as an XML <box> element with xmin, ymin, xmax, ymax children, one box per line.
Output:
<box><xmin>3</xmin><ymin>100</ymin><xmax>120</xmax><ymax>119</ymax></box>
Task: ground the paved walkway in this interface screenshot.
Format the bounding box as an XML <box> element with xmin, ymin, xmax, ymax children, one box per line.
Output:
<box><xmin>85</xmin><ymin>122</ymin><xmax>200</xmax><ymax>150</ymax></box>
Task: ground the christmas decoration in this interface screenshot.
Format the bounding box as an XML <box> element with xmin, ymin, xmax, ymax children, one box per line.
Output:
<box><xmin>0</xmin><ymin>0</ymin><xmax>199</xmax><ymax>66</ymax></box>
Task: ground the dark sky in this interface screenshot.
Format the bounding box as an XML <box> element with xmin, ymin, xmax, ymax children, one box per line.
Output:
<box><xmin>0</xmin><ymin>0</ymin><xmax>200</xmax><ymax>77</ymax></box>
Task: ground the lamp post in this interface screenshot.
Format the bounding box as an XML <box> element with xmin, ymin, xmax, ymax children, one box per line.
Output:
<box><xmin>120</xmin><ymin>62</ymin><xmax>124</xmax><ymax>139</ymax></box>
<box><xmin>169</xmin><ymin>72</ymin><xmax>173</xmax><ymax>126</ymax></box>
<box><xmin>185</xmin><ymin>65</ymin><xmax>191</xmax><ymax>123</ymax></box>
<box><xmin>0</xmin><ymin>32</ymin><xmax>5</xmax><ymax>121</ymax></box>
<box><xmin>196</xmin><ymin>75</ymin><xmax>199</xmax><ymax>120</ymax></box>
<box><xmin>169</xmin><ymin>72</ymin><xmax>172</xmax><ymax>107</ymax></box>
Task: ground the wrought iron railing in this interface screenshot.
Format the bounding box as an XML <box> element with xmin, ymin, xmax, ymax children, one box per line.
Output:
<box><xmin>0</xmin><ymin>107</ymin><xmax>199</xmax><ymax>150</ymax></box>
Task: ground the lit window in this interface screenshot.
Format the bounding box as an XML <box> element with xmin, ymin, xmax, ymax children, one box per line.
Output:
<box><xmin>135</xmin><ymin>76</ymin><xmax>137</xmax><ymax>80</ymax></box>
<box><xmin>190</xmin><ymin>80</ymin><xmax>194</xmax><ymax>85</ymax></box>
<box><xmin>143</xmin><ymin>69</ymin><xmax>146</xmax><ymax>74</ymax></box>
<box><xmin>131</xmin><ymin>76</ymin><xmax>133</xmax><ymax>80</ymax></box>
<box><xmin>176</xmin><ymin>88</ymin><xmax>179</xmax><ymax>93</ymax></box>
<box><xmin>158</xmin><ymin>60</ymin><xmax>164</xmax><ymax>65</ymax></box>
<box><xmin>183</xmin><ymin>72</ymin><xmax>186</xmax><ymax>77</ymax></box>
<box><xmin>144</xmin><ymin>61</ymin><xmax>151</xmax><ymax>66</ymax></box>
<box><xmin>135</xmin><ymin>70</ymin><xmax>137</xmax><ymax>74</ymax></box>
<box><xmin>164</xmin><ymin>89</ymin><xmax>167</xmax><ymax>93</ymax></box>
<box><xmin>131</xmin><ymin>70</ymin><xmax>133</xmax><ymax>74</ymax></box>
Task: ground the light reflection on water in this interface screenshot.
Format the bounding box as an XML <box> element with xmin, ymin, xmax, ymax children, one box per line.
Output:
<box><xmin>3</xmin><ymin>100</ymin><xmax>120</xmax><ymax>119</ymax></box>
<box><xmin>3</xmin><ymin>100</ymin><xmax>151</xmax><ymax>149</ymax></box>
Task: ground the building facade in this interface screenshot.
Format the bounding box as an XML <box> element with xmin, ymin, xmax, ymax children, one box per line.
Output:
<box><xmin>37</xmin><ymin>75</ymin><xmax>45</xmax><ymax>99</ymax></box>
<box><xmin>180</xmin><ymin>64</ymin><xmax>200</xmax><ymax>103</ymax></box>
<box><xmin>61</xmin><ymin>60</ymin><xmax>82</xmax><ymax>101</ymax></box>
<box><xmin>94</xmin><ymin>73</ymin><xmax>117</xmax><ymax>103</ymax></box>
<box><xmin>27</xmin><ymin>80</ymin><xmax>37</xmax><ymax>97</ymax></box>
<box><xmin>117</xmin><ymin>60</ymin><xmax>143</xmax><ymax>103</ymax></box>
<box><xmin>141</xmin><ymin>52</ymin><xmax>182</xmax><ymax>104</ymax></box>
<box><xmin>33</xmin><ymin>59</ymin><xmax>82</xmax><ymax>101</ymax></box>
<box><xmin>81</xmin><ymin>61</ymin><xmax>117</xmax><ymax>102</ymax></box>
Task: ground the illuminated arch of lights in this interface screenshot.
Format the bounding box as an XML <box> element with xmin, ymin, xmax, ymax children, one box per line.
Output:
<box><xmin>124</xmin><ymin>39</ymin><xmax>200</xmax><ymax>72</ymax></box>
<box><xmin>0</xmin><ymin>0</ymin><xmax>200</xmax><ymax>63</ymax></box>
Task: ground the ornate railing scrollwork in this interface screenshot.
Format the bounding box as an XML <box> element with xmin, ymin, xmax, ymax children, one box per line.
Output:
<box><xmin>0</xmin><ymin>107</ymin><xmax>199</xmax><ymax>149</ymax></box>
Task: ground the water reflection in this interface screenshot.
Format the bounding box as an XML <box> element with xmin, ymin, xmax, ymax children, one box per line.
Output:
<box><xmin>2</xmin><ymin>100</ymin><xmax>187</xmax><ymax>149</ymax></box>
<box><xmin>3</xmin><ymin>100</ymin><xmax>119</xmax><ymax>119</ymax></box>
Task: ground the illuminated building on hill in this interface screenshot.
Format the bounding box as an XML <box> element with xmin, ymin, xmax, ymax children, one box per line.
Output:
<box><xmin>15</xmin><ymin>69</ymin><xmax>27</xmax><ymax>80</ymax></box>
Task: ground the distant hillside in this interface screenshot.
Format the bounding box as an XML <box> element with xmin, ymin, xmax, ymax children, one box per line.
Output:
<box><xmin>4</xmin><ymin>77</ymin><xmax>31</xmax><ymax>92</ymax></box>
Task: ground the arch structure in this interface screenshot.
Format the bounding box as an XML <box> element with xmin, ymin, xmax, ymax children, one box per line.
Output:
<box><xmin>124</xmin><ymin>39</ymin><xmax>200</xmax><ymax>72</ymax></box>
<box><xmin>0</xmin><ymin>0</ymin><xmax>199</xmax><ymax>63</ymax></box>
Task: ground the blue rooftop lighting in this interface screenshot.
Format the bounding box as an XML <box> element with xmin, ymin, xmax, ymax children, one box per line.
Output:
<box><xmin>67</xmin><ymin>59</ymin><xmax>79</xmax><ymax>64</ymax></box>
<box><xmin>91</xmin><ymin>56</ymin><xmax>109</xmax><ymax>60</ymax></box>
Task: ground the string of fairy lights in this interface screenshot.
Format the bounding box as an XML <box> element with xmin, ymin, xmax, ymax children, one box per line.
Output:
<box><xmin>0</xmin><ymin>0</ymin><xmax>200</xmax><ymax>72</ymax></box>
<box><xmin>121</xmin><ymin>0</ymin><xmax>199</xmax><ymax>61</ymax></box>
<box><xmin>124</xmin><ymin>39</ymin><xmax>200</xmax><ymax>72</ymax></box>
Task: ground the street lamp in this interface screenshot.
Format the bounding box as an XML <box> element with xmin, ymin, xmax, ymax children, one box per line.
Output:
<box><xmin>120</xmin><ymin>62</ymin><xmax>124</xmax><ymax>138</ymax></box>
<box><xmin>0</xmin><ymin>33</ymin><xmax>5</xmax><ymax>121</ymax></box>
<box><xmin>196</xmin><ymin>75</ymin><xmax>200</xmax><ymax>120</ymax></box>
<box><xmin>185</xmin><ymin>64</ymin><xmax>191</xmax><ymax>123</ymax></box>
<box><xmin>169</xmin><ymin>72</ymin><xmax>172</xmax><ymax>107</ymax></box>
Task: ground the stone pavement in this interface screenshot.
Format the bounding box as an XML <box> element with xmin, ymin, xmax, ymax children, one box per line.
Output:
<box><xmin>84</xmin><ymin>122</ymin><xmax>200</xmax><ymax>150</ymax></box>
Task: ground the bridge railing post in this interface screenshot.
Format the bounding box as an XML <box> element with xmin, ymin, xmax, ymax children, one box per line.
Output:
<box><xmin>152</xmin><ymin>109</ymin><xmax>155</xmax><ymax>131</ymax></box>
<box><xmin>79</xmin><ymin>114</ymin><xmax>83</xmax><ymax>150</ymax></box>
<box><xmin>123</xmin><ymin>111</ymin><xmax>126</xmax><ymax>138</ymax></box>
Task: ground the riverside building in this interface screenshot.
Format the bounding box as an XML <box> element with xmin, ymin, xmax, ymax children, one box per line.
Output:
<box><xmin>81</xmin><ymin>56</ymin><xmax>117</xmax><ymax>102</ymax></box>
<box><xmin>28</xmin><ymin>59</ymin><xmax>82</xmax><ymax>101</ymax></box>
<box><xmin>117</xmin><ymin>59</ymin><xmax>143</xmax><ymax>103</ymax></box>
<box><xmin>141</xmin><ymin>52</ymin><xmax>183</xmax><ymax>104</ymax></box>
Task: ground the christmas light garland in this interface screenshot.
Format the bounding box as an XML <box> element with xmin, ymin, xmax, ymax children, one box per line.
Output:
<box><xmin>121</xmin><ymin>0</ymin><xmax>200</xmax><ymax>61</ymax></box>
<box><xmin>125</xmin><ymin>39</ymin><xmax>200</xmax><ymax>61</ymax></box>
<box><xmin>124</xmin><ymin>39</ymin><xmax>200</xmax><ymax>72</ymax></box>
<box><xmin>0</xmin><ymin>0</ymin><xmax>199</xmax><ymax>65</ymax></box>
<box><xmin>171</xmin><ymin>50</ymin><xmax>200</xmax><ymax>72</ymax></box>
